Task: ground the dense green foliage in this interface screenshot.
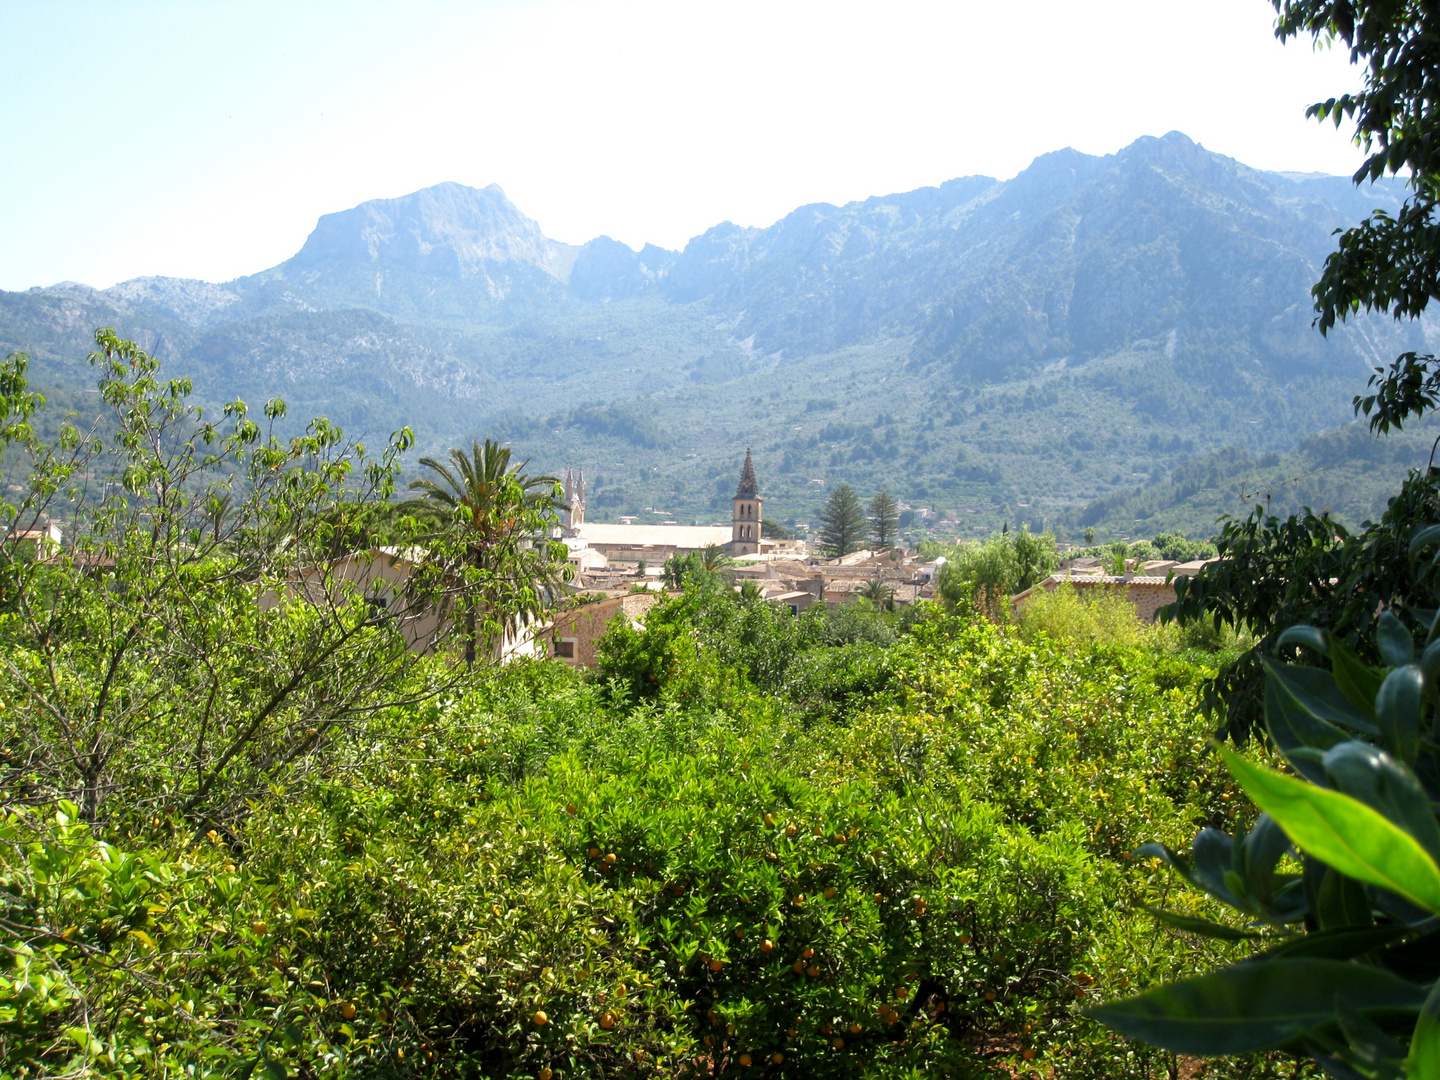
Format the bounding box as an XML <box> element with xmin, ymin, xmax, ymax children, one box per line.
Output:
<box><xmin>931</xmin><ymin>527</ymin><xmax>1059</xmax><ymax>617</ymax></box>
<box><xmin>3</xmin><ymin>380</ymin><xmax>1291</xmax><ymax>1077</ymax></box>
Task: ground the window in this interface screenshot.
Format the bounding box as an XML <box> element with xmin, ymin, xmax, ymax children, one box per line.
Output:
<box><xmin>555</xmin><ymin>638</ymin><xmax>576</xmax><ymax>659</ymax></box>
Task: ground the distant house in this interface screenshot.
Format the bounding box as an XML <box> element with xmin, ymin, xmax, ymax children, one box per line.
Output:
<box><xmin>6</xmin><ymin>522</ymin><xmax>63</xmax><ymax>560</ymax></box>
<box><xmin>546</xmin><ymin>593</ymin><xmax>660</xmax><ymax>669</ymax></box>
<box><xmin>283</xmin><ymin>547</ymin><xmax>548</xmax><ymax>661</ymax></box>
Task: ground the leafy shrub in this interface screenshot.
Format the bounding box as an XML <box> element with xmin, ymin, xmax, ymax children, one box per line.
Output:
<box><xmin>1014</xmin><ymin>583</ymin><xmax>1149</xmax><ymax>648</ymax></box>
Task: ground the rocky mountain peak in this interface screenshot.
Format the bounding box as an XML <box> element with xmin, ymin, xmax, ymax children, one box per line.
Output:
<box><xmin>284</xmin><ymin>181</ymin><xmax>580</xmax><ymax>282</ymax></box>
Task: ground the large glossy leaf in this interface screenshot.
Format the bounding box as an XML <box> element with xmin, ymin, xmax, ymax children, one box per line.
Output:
<box><xmin>1241</xmin><ymin>814</ymin><xmax>1292</xmax><ymax>906</ymax></box>
<box><xmin>1406</xmin><ymin>974</ymin><xmax>1440</xmax><ymax>1078</ymax></box>
<box><xmin>1316</xmin><ymin>864</ymin><xmax>1373</xmax><ymax>930</ymax></box>
<box><xmin>1145</xmin><ymin>906</ymin><xmax>1265</xmax><ymax>941</ymax></box>
<box><xmin>1421</xmin><ymin>637</ymin><xmax>1440</xmax><ymax>682</ymax></box>
<box><xmin>1221</xmin><ymin>748</ymin><xmax>1440</xmax><ymax>915</ymax></box>
<box><xmin>1192</xmin><ymin>828</ymin><xmax>1246</xmax><ymax>908</ymax></box>
<box><xmin>1257</xmin><ymin>924</ymin><xmax>1408</xmax><ymax>961</ymax></box>
<box><xmin>1087</xmin><ymin>957</ymin><xmax>1426</xmax><ymax>1054</ymax></box>
<box><xmin>1322</xmin><ymin>740</ymin><xmax>1440</xmax><ymax>863</ymax></box>
<box><xmin>1376</xmin><ymin>611</ymin><xmax>1415</xmax><ymax>668</ymax></box>
<box><xmin>1263</xmin><ymin>655</ymin><xmax>1375</xmax><ymax>731</ymax></box>
<box><xmin>1375</xmin><ymin>665</ymin><xmax>1425</xmax><ymax>765</ymax></box>
<box><xmin>1264</xmin><ymin>673</ymin><xmax>1349</xmax><ymax>783</ymax></box>
<box><xmin>1331</xmin><ymin>638</ymin><xmax>1384</xmax><ymax>720</ymax></box>
<box><xmin>1277</xmin><ymin>624</ymin><xmax>1331</xmax><ymax>658</ymax></box>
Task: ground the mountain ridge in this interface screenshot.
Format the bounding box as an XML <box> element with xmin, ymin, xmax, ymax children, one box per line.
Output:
<box><xmin>1</xmin><ymin>131</ymin><xmax>1425</xmax><ymax>538</ymax></box>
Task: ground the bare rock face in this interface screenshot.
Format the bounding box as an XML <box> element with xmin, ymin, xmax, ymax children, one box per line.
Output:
<box><xmin>285</xmin><ymin>181</ymin><xmax>580</xmax><ymax>282</ymax></box>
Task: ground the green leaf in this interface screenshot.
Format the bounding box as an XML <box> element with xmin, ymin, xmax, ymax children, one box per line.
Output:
<box><xmin>1322</xmin><ymin>740</ymin><xmax>1440</xmax><ymax>864</ymax></box>
<box><xmin>1315</xmin><ymin>863</ymin><xmax>1373</xmax><ymax>930</ymax></box>
<box><xmin>1277</xmin><ymin>625</ymin><xmax>1331</xmax><ymax>657</ymax></box>
<box><xmin>1407</xmin><ymin>977</ymin><xmax>1440</xmax><ymax>1078</ymax></box>
<box><xmin>1258</xmin><ymin>924</ymin><xmax>1408</xmax><ymax>961</ymax></box>
<box><xmin>1331</xmin><ymin>638</ymin><xmax>1384</xmax><ymax>719</ymax></box>
<box><xmin>1087</xmin><ymin>957</ymin><xmax>1426</xmax><ymax>1054</ymax></box>
<box><xmin>1240</xmin><ymin>814</ymin><xmax>1292</xmax><ymax>907</ymax></box>
<box><xmin>1376</xmin><ymin>665</ymin><xmax>1425</xmax><ymax>765</ymax></box>
<box><xmin>1144</xmin><ymin>906</ymin><xmax>1265</xmax><ymax>941</ymax></box>
<box><xmin>1377</xmin><ymin>611</ymin><xmax>1415</xmax><ymax>668</ymax></box>
<box><xmin>1220</xmin><ymin>747</ymin><xmax>1440</xmax><ymax>915</ymax></box>
<box><xmin>1262</xmin><ymin>656</ymin><xmax>1378</xmax><ymax>735</ymax></box>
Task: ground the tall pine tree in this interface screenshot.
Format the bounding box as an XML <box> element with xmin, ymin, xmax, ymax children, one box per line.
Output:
<box><xmin>869</xmin><ymin>489</ymin><xmax>899</xmax><ymax>550</ymax></box>
<box><xmin>818</xmin><ymin>484</ymin><xmax>866</xmax><ymax>557</ymax></box>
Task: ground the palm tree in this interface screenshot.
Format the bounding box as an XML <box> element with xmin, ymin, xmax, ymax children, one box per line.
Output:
<box><xmin>699</xmin><ymin>544</ymin><xmax>732</xmax><ymax>573</ymax></box>
<box><xmin>403</xmin><ymin>440</ymin><xmax>570</xmax><ymax>663</ymax></box>
<box><xmin>859</xmin><ymin>578</ymin><xmax>894</xmax><ymax>610</ymax></box>
<box><xmin>404</xmin><ymin>439</ymin><xmax>562</xmax><ymax>534</ymax></box>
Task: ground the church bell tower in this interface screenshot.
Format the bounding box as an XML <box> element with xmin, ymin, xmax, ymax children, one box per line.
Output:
<box><xmin>730</xmin><ymin>449</ymin><xmax>762</xmax><ymax>556</ymax></box>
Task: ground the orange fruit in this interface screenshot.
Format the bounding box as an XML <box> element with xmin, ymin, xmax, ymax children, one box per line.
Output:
<box><xmin>785</xmin><ymin>825</ymin><xmax>797</xmax><ymax>837</ymax></box>
<box><xmin>895</xmin><ymin>988</ymin><xmax>908</xmax><ymax>1000</ymax></box>
<box><xmin>540</xmin><ymin>1070</ymin><xmax>553</xmax><ymax>1080</ymax></box>
<box><xmin>604</xmin><ymin>853</ymin><xmax>617</xmax><ymax>864</ymax></box>
<box><xmin>340</xmin><ymin>1002</ymin><xmax>357</xmax><ymax>1020</ymax></box>
<box><xmin>823</xmin><ymin>887</ymin><xmax>837</xmax><ymax>899</ymax></box>
<box><xmin>832</xmin><ymin>1037</ymin><xmax>845</xmax><ymax>1049</ymax></box>
<box><xmin>734</xmin><ymin>929</ymin><xmax>744</xmax><ymax>940</ymax></box>
<box><xmin>764</xmin><ymin>813</ymin><xmax>775</xmax><ymax>826</ymax></box>
<box><xmin>792</xmin><ymin>959</ymin><xmax>805</xmax><ymax>974</ymax></box>
<box><xmin>588</xmin><ymin>848</ymin><xmax>600</xmax><ymax>859</ymax></box>
<box><xmin>251</xmin><ymin>921</ymin><xmax>268</xmax><ymax>935</ymax></box>
<box><xmin>1022</xmin><ymin>1049</ymin><xmax>1037</xmax><ymax>1061</ymax></box>
<box><xmin>708</xmin><ymin>958</ymin><xmax>723</xmax><ymax>972</ymax></box>
<box><xmin>566</xmin><ymin>804</ymin><xmax>577</xmax><ymax>815</ymax></box>
<box><xmin>772</xmin><ymin>1052</ymin><xmax>785</xmax><ymax>1064</ymax></box>
<box><xmin>985</xmin><ymin>991</ymin><xmax>996</xmax><ymax>1001</ymax></box>
<box><xmin>806</xmin><ymin>966</ymin><xmax>820</xmax><ymax>977</ymax></box>
<box><xmin>848</xmin><ymin>1022</ymin><xmax>862</xmax><ymax>1034</ymax></box>
<box><xmin>600</xmin><ymin>1012</ymin><xmax>615</xmax><ymax>1030</ymax></box>
<box><xmin>533</xmin><ymin>1010</ymin><xmax>549</xmax><ymax>1026</ymax></box>
<box><xmin>786</xmin><ymin>1027</ymin><xmax>798</xmax><ymax>1037</ymax></box>
<box><xmin>958</xmin><ymin>933</ymin><xmax>971</xmax><ymax>945</ymax></box>
<box><xmin>792</xmin><ymin>894</ymin><xmax>805</xmax><ymax>907</ymax></box>
<box><xmin>821</xmin><ymin>1024</ymin><xmax>833</xmax><ymax>1035</ymax></box>
<box><xmin>738</xmin><ymin>1054</ymin><xmax>752</xmax><ymax>1067</ymax></box>
<box><xmin>802</xmin><ymin>948</ymin><xmax>815</xmax><ymax>959</ymax></box>
<box><xmin>760</xmin><ymin>939</ymin><xmax>774</xmax><ymax>953</ymax></box>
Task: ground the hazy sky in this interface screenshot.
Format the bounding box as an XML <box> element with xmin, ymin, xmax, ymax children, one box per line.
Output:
<box><xmin>1</xmin><ymin>0</ymin><xmax>1368</xmax><ymax>290</ymax></box>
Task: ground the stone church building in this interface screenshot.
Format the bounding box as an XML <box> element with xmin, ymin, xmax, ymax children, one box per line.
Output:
<box><xmin>558</xmin><ymin>450</ymin><xmax>779</xmax><ymax>567</ymax></box>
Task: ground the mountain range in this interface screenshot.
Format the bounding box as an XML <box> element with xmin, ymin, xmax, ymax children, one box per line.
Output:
<box><xmin>2</xmin><ymin>131</ymin><xmax>1430</xmax><ymax>540</ymax></box>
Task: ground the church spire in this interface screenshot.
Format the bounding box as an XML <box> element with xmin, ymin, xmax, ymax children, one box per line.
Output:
<box><xmin>734</xmin><ymin>448</ymin><xmax>759</xmax><ymax>499</ymax></box>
